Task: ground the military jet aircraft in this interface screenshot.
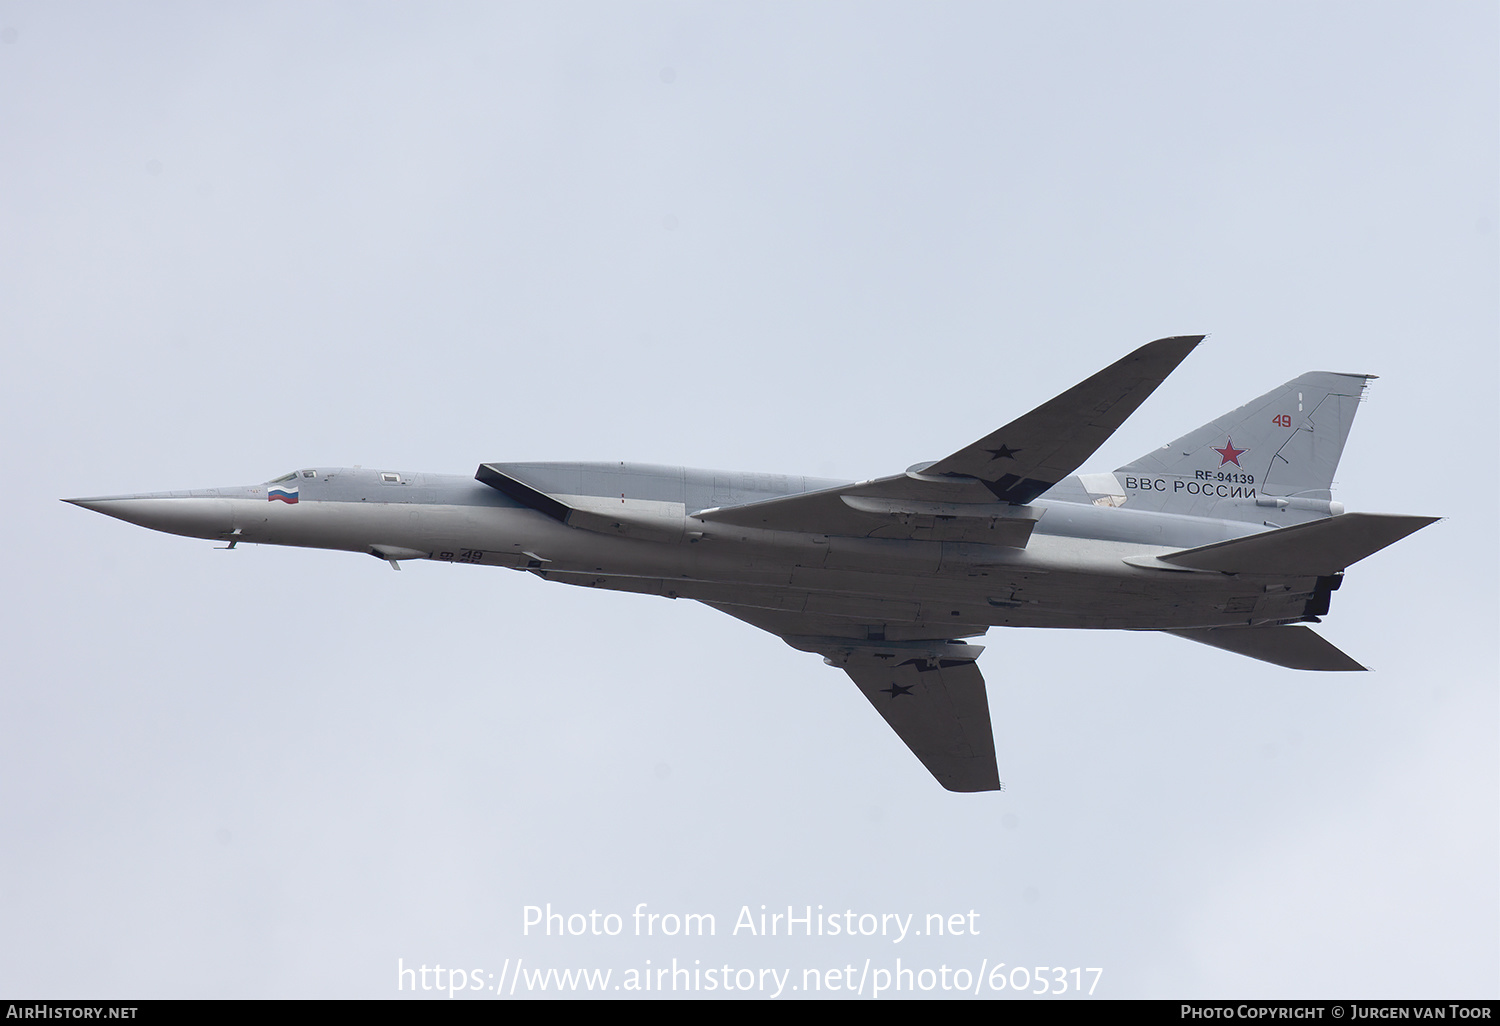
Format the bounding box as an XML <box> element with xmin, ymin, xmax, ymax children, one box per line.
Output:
<box><xmin>65</xmin><ymin>337</ymin><xmax>1436</xmax><ymax>792</ymax></box>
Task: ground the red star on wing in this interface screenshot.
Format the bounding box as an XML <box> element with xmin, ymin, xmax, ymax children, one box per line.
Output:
<box><xmin>1212</xmin><ymin>438</ymin><xmax>1247</xmax><ymax>467</ymax></box>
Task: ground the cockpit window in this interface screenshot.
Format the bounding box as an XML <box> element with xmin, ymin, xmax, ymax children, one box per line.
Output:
<box><xmin>268</xmin><ymin>472</ymin><xmax>299</xmax><ymax>484</ymax></box>
<box><xmin>301</xmin><ymin>470</ymin><xmax>316</xmax><ymax>478</ymax></box>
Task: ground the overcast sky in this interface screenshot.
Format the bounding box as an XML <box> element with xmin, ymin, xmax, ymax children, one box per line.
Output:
<box><xmin>2</xmin><ymin>1</ymin><xmax>1495</xmax><ymax>1000</ymax></box>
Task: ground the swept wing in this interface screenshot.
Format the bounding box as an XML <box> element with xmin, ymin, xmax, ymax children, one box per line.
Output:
<box><xmin>706</xmin><ymin>602</ymin><xmax>1000</xmax><ymax>792</ymax></box>
<box><xmin>694</xmin><ymin>335</ymin><xmax>1201</xmax><ymax>537</ymax></box>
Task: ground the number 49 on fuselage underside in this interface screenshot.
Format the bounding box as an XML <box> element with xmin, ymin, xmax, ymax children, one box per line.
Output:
<box><xmin>64</xmin><ymin>337</ymin><xmax>1438</xmax><ymax>792</ymax></box>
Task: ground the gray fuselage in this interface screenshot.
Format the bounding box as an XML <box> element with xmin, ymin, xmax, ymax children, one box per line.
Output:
<box><xmin>70</xmin><ymin>462</ymin><xmax>1325</xmax><ymax>634</ymax></box>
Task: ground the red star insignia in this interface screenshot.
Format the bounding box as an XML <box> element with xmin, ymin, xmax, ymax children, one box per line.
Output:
<box><xmin>1213</xmin><ymin>438</ymin><xmax>1247</xmax><ymax>467</ymax></box>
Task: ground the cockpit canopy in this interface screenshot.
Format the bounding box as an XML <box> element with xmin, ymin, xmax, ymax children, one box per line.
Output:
<box><xmin>267</xmin><ymin>469</ymin><xmax>318</xmax><ymax>484</ymax></box>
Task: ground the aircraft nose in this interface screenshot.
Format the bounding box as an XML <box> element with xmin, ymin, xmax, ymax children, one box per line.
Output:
<box><xmin>63</xmin><ymin>493</ymin><xmax>234</xmax><ymax>540</ymax></box>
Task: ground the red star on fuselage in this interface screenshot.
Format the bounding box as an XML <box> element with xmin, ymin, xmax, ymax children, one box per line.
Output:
<box><xmin>1213</xmin><ymin>439</ymin><xmax>1247</xmax><ymax>467</ymax></box>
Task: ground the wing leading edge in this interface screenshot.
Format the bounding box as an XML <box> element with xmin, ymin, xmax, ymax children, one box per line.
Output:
<box><xmin>918</xmin><ymin>334</ymin><xmax>1203</xmax><ymax>502</ymax></box>
<box><xmin>694</xmin><ymin>335</ymin><xmax>1201</xmax><ymax>536</ymax></box>
<box><xmin>706</xmin><ymin>602</ymin><xmax>1002</xmax><ymax>792</ymax></box>
<box><xmin>808</xmin><ymin>639</ymin><xmax>1001</xmax><ymax>793</ymax></box>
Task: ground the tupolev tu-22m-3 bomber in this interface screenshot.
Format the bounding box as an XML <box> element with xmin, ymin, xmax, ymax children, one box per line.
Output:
<box><xmin>66</xmin><ymin>337</ymin><xmax>1437</xmax><ymax>792</ymax></box>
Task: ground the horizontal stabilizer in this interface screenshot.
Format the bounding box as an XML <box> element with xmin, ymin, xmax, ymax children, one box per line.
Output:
<box><xmin>1163</xmin><ymin>625</ymin><xmax>1366</xmax><ymax>671</ymax></box>
<box><xmin>1153</xmin><ymin>512</ymin><xmax>1438</xmax><ymax>576</ymax></box>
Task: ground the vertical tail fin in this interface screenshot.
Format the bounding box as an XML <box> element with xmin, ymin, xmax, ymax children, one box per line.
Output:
<box><xmin>1115</xmin><ymin>372</ymin><xmax>1373</xmax><ymax>524</ymax></box>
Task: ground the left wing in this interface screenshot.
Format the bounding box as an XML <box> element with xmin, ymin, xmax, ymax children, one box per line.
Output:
<box><xmin>516</xmin><ymin>567</ymin><xmax>1002</xmax><ymax>790</ymax></box>
<box><xmin>693</xmin><ymin>335</ymin><xmax>1201</xmax><ymax>537</ymax></box>
<box><xmin>706</xmin><ymin>602</ymin><xmax>1002</xmax><ymax>793</ymax></box>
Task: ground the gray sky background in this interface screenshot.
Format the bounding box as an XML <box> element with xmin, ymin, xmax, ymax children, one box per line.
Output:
<box><xmin>2</xmin><ymin>2</ymin><xmax>1495</xmax><ymax>999</ymax></box>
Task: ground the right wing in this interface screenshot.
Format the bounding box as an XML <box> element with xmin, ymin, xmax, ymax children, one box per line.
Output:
<box><xmin>920</xmin><ymin>334</ymin><xmax>1203</xmax><ymax>502</ymax></box>
<box><xmin>693</xmin><ymin>335</ymin><xmax>1201</xmax><ymax>538</ymax></box>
